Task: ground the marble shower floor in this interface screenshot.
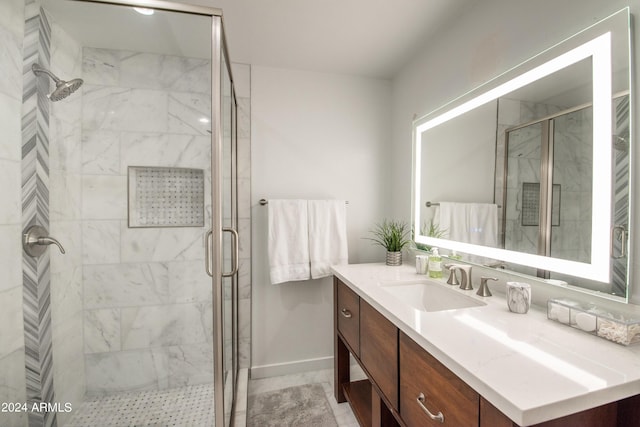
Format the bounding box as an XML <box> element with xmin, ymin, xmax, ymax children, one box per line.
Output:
<box><xmin>65</xmin><ymin>368</ymin><xmax>359</xmax><ymax>426</ymax></box>
<box><xmin>65</xmin><ymin>383</ymin><xmax>214</xmax><ymax>427</ymax></box>
<box><xmin>248</xmin><ymin>368</ymin><xmax>363</xmax><ymax>427</ymax></box>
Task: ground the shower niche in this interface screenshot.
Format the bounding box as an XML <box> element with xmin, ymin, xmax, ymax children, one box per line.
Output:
<box><xmin>128</xmin><ymin>166</ymin><xmax>205</xmax><ymax>228</ymax></box>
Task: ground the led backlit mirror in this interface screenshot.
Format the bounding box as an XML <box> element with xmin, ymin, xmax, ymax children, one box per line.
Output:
<box><xmin>412</xmin><ymin>8</ymin><xmax>632</xmax><ymax>299</ymax></box>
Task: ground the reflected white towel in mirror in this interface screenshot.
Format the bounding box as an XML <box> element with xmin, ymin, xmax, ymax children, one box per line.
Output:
<box><xmin>439</xmin><ymin>202</ymin><xmax>498</xmax><ymax>247</ymax></box>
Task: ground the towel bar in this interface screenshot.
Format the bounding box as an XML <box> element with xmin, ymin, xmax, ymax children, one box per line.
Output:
<box><xmin>260</xmin><ymin>199</ymin><xmax>348</xmax><ymax>206</ymax></box>
<box><xmin>426</xmin><ymin>201</ymin><xmax>501</xmax><ymax>208</ymax></box>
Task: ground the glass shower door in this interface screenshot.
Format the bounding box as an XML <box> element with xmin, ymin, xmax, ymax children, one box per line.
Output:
<box><xmin>209</xmin><ymin>15</ymin><xmax>238</xmax><ymax>427</ymax></box>
<box><xmin>220</xmin><ymin>46</ymin><xmax>238</xmax><ymax>426</ymax></box>
<box><xmin>550</xmin><ymin>108</ymin><xmax>593</xmax><ymax>264</ymax></box>
<box><xmin>504</xmin><ymin>122</ymin><xmax>544</xmax><ymax>277</ymax></box>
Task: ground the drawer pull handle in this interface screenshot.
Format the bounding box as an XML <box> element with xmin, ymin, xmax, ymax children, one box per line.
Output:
<box><xmin>417</xmin><ymin>392</ymin><xmax>444</xmax><ymax>423</ymax></box>
<box><xmin>340</xmin><ymin>309</ymin><xmax>352</xmax><ymax>318</ymax></box>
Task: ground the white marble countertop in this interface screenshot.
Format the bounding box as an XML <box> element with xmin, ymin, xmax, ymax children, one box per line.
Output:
<box><xmin>331</xmin><ymin>263</ymin><xmax>640</xmax><ymax>426</ymax></box>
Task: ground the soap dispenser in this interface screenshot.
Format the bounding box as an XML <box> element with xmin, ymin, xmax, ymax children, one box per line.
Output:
<box><xmin>428</xmin><ymin>247</ymin><xmax>443</xmax><ymax>278</ymax></box>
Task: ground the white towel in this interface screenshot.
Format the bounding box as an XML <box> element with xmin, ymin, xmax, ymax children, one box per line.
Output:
<box><xmin>438</xmin><ymin>202</ymin><xmax>465</xmax><ymax>242</ymax></box>
<box><xmin>468</xmin><ymin>203</ymin><xmax>498</xmax><ymax>247</ymax></box>
<box><xmin>308</xmin><ymin>200</ymin><xmax>349</xmax><ymax>279</ymax></box>
<box><xmin>439</xmin><ymin>202</ymin><xmax>497</xmax><ymax>247</ymax></box>
<box><xmin>268</xmin><ymin>200</ymin><xmax>311</xmax><ymax>284</ymax></box>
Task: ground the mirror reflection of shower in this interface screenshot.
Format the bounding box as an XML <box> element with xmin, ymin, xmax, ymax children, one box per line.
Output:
<box><xmin>31</xmin><ymin>63</ymin><xmax>83</xmax><ymax>101</ymax></box>
<box><xmin>501</xmin><ymin>93</ymin><xmax>630</xmax><ymax>296</ymax></box>
<box><xmin>614</xmin><ymin>135</ymin><xmax>628</xmax><ymax>152</ymax></box>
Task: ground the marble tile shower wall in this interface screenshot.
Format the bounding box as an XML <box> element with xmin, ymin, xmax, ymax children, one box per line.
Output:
<box><xmin>80</xmin><ymin>47</ymin><xmax>216</xmax><ymax>395</ymax></box>
<box><xmin>48</xmin><ymin>11</ymin><xmax>86</xmax><ymax>425</ymax></box>
<box><xmin>0</xmin><ymin>0</ymin><xmax>27</xmax><ymax>426</ymax></box>
<box><xmin>549</xmin><ymin>108</ymin><xmax>592</xmax><ymax>262</ymax></box>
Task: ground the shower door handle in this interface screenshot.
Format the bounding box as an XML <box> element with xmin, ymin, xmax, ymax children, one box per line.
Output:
<box><xmin>222</xmin><ymin>227</ymin><xmax>239</xmax><ymax>278</ymax></box>
<box><xmin>205</xmin><ymin>229</ymin><xmax>213</xmax><ymax>277</ymax></box>
<box><xmin>611</xmin><ymin>225</ymin><xmax>628</xmax><ymax>259</ymax></box>
<box><xmin>205</xmin><ymin>228</ymin><xmax>239</xmax><ymax>277</ymax></box>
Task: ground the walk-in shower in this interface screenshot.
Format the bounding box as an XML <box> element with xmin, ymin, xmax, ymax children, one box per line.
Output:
<box><xmin>1</xmin><ymin>0</ymin><xmax>240</xmax><ymax>426</ymax></box>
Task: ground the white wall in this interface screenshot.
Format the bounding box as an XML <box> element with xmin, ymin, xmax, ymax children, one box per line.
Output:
<box><xmin>251</xmin><ymin>65</ymin><xmax>391</xmax><ymax>376</ymax></box>
<box><xmin>0</xmin><ymin>0</ymin><xmax>26</xmax><ymax>426</ymax></box>
<box><xmin>390</xmin><ymin>0</ymin><xmax>640</xmax><ymax>306</ymax></box>
<box><xmin>419</xmin><ymin>100</ymin><xmax>497</xmax><ymax>214</ymax></box>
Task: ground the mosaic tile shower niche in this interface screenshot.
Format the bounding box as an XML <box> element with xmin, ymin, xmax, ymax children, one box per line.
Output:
<box><xmin>128</xmin><ymin>167</ymin><xmax>205</xmax><ymax>228</ymax></box>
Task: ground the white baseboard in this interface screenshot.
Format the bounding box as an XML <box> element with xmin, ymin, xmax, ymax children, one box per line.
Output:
<box><xmin>250</xmin><ymin>356</ymin><xmax>334</xmax><ymax>379</ymax></box>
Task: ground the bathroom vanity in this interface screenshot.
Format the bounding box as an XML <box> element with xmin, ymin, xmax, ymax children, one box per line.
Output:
<box><xmin>332</xmin><ymin>264</ymin><xmax>640</xmax><ymax>427</ymax></box>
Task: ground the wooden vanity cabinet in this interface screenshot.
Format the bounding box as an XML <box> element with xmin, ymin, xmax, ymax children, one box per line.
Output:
<box><xmin>360</xmin><ymin>299</ymin><xmax>399</xmax><ymax>410</ymax></box>
<box><xmin>334</xmin><ymin>278</ymin><xmax>401</xmax><ymax>427</ymax></box>
<box><xmin>400</xmin><ymin>331</ymin><xmax>479</xmax><ymax>426</ymax></box>
<box><xmin>480</xmin><ymin>398</ymin><xmax>618</xmax><ymax>427</ymax></box>
<box><xmin>337</xmin><ymin>279</ymin><xmax>360</xmax><ymax>356</ymax></box>
<box><xmin>334</xmin><ymin>276</ymin><xmax>635</xmax><ymax>427</ymax></box>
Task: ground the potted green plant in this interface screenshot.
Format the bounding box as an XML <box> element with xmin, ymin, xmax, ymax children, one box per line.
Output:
<box><xmin>413</xmin><ymin>219</ymin><xmax>447</xmax><ymax>252</ymax></box>
<box><xmin>367</xmin><ymin>219</ymin><xmax>410</xmax><ymax>266</ymax></box>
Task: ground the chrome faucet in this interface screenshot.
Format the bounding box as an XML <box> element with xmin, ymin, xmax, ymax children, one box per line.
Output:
<box><xmin>445</xmin><ymin>264</ymin><xmax>460</xmax><ymax>286</ymax></box>
<box><xmin>477</xmin><ymin>277</ymin><xmax>498</xmax><ymax>297</ymax></box>
<box><xmin>22</xmin><ymin>225</ymin><xmax>66</xmax><ymax>257</ymax></box>
<box><xmin>457</xmin><ymin>265</ymin><xmax>473</xmax><ymax>290</ymax></box>
<box><xmin>446</xmin><ymin>264</ymin><xmax>472</xmax><ymax>290</ymax></box>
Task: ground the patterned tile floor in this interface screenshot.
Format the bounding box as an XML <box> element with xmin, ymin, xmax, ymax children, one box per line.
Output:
<box><xmin>65</xmin><ymin>367</ymin><xmax>359</xmax><ymax>426</ymax></box>
<box><xmin>248</xmin><ymin>367</ymin><xmax>364</xmax><ymax>427</ymax></box>
<box><xmin>65</xmin><ymin>383</ymin><xmax>214</xmax><ymax>427</ymax></box>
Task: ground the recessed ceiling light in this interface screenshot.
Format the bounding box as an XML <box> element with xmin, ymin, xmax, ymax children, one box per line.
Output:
<box><xmin>199</xmin><ymin>117</ymin><xmax>210</xmax><ymax>124</ymax></box>
<box><xmin>133</xmin><ymin>7</ymin><xmax>155</xmax><ymax>16</ymax></box>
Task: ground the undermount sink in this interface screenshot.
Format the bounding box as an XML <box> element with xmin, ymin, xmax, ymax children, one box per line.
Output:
<box><xmin>379</xmin><ymin>280</ymin><xmax>486</xmax><ymax>312</ymax></box>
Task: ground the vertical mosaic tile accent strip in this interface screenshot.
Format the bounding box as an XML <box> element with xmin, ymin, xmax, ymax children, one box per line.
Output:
<box><xmin>21</xmin><ymin>4</ymin><xmax>56</xmax><ymax>427</ymax></box>
<box><xmin>612</xmin><ymin>95</ymin><xmax>630</xmax><ymax>297</ymax></box>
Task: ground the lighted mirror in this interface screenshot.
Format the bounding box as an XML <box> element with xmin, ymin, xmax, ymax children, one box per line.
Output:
<box><xmin>412</xmin><ymin>8</ymin><xmax>632</xmax><ymax>300</ymax></box>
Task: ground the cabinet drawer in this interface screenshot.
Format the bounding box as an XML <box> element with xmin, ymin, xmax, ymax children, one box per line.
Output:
<box><xmin>360</xmin><ymin>300</ymin><xmax>399</xmax><ymax>410</ymax></box>
<box><xmin>400</xmin><ymin>331</ymin><xmax>479</xmax><ymax>426</ymax></box>
<box><xmin>336</xmin><ymin>279</ymin><xmax>360</xmax><ymax>356</ymax></box>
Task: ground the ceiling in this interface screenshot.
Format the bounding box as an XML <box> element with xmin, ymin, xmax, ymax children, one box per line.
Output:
<box><xmin>41</xmin><ymin>0</ymin><xmax>478</xmax><ymax>79</ymax></box>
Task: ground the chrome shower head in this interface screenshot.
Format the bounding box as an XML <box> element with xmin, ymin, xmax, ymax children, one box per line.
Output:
<box><xmin>613</xmin><ymin>135</ymin><xmax>628</xmax><ymax>152</ymax></box>
<box><xmin>31</xmin><ymin>63</ymin><xmax>83</xmax><ymax>101</ymax></box>
<box><xmin>49</xmin><ymin>78</ymin><xmax>84</xmax><ymax>102</ymax></box>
